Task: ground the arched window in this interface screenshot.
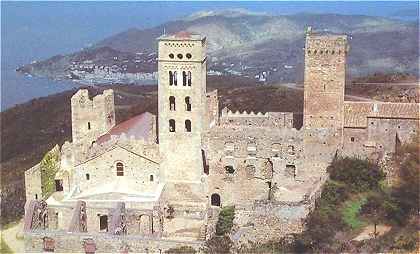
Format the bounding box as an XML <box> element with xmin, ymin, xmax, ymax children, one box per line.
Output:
<box><xmin>169</xmin><ymin>96</ymin><xmax>176</xmax><ymax>111</ymax></box>
<box><xmin>169</xmin><ymin>71</ymin><xmax>173</xmax><ymax>86</ymax></box>
<box><xmin>86</xmin><ymin>173</ymin><xmax>90</xmax><ymax>180</ymax></box>
<box><xmin>182</xmin><ymin>71</ymin><xmax>187</xmax><ymax>86</ymax></box>
<box><xmin>116</xmin><ymin>162</ymin><xmax>124</xmax><ymax>176</ymax></box>
<box><xmin>169</xmin><ymin>119</ymin><xmax>175</xmax><ymax>132</ymax></box>
<box><xmin>211</xmin><ymin>193</ymin><xmax>221</xmax><ymax>207</ymax></box>
<box><xmin>173</xmin><ymin>71</ymin><xmax>178</xmax><ymax>86</ymax></box>
<box><xmin>88</xmin><ymin>122</ymin><xmax>91</xmax><ymax>130</ymax></box>
<box><xmin>150</xmin><ymin>175</ymin><xmax>154</xmax><ymax>182</ymax></box>
<box><xmin>185</xmin><ymin>96</ymin><xmax>191</xmax><ymax>111</ymax></box>
<box><xmin>185</xmin><ymin>120</ymin><xmax>191</xmax><ymax>132</ymax></box>
<box><xmin>187</xmin><ymin>71</ymin><xmax>192</xmax><ymax>86</ymax></box>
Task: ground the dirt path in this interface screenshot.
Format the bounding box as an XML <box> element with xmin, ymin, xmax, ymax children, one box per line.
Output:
<box><xmin>1</xmin><ymin>219</ymin><xmax>24</xmax><ymax>253</ymax></box>
<box><xmin>353</xmin><ymin>224</ymin><xmax>392</xmax><ymax>241</ymax></box>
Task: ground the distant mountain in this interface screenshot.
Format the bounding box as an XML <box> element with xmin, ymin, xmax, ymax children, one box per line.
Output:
<box><xmin>17</xmin><ymin>10</ymin><xmax>419</xmax><ymax>83</ymax></box>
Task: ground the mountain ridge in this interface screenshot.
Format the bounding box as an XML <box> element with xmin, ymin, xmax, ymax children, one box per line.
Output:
<box><xmin>16</xmin><ymin>10</ymin><xmax>419</xmax><ymax>83</ymax></box>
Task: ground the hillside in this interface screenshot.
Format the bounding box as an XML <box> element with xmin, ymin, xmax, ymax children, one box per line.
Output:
<box><xmin>16</xmin><ymin>10</ymin><xmax>419</xmax><ymax>83</ymax></box>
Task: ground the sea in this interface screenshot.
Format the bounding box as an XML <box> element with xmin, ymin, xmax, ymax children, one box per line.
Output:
<box><xmin>1</xmin><ymin>1</ymin><xmax>418</xmax><ymax>111</ymax></box>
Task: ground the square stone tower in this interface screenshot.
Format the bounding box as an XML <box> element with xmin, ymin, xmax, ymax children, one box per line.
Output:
<box><xmin>303</xmin><ymin>30</ymin><xmax>348</xmax><ymax>163</ymax></box>
<box><xmin>157</xmin><ymin>32</ymin><xmax>207</xmax><ymax>185</ymax></box>
<box><xmin>71</xmin><ymin>89</ymin><xmax>115</xmax><ymax>149</ymax></box>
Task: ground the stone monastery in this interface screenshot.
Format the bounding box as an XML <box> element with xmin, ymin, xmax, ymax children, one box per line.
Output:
<box><xmin>24</xmin><ymin>30</ymin><xmax>419</xmax><ymax>252</ymax></box>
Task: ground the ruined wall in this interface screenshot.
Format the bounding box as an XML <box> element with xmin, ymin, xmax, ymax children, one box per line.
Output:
<box><xmin>24</xmin><ymin>163</ymin><xmax>42</xmax><ymax>202</ymax></box>
<box><xmin>204</xmin><ymin>126</ymin><xmax>305</xmax><ymax>207</ymax></box>
<box><xmin>24</xmin><ymin>231</ymin><xmax>203</xmax><ymax>253</ymax></box>
<box><xmin>71</xmin><ymin>89</ymin><xmax>115</xmax><ymax>150</ymax></box>
<box><xmin>231</xmin><ymin>177</ymin><xmax>324</xmax><ymax>247</ymax></box>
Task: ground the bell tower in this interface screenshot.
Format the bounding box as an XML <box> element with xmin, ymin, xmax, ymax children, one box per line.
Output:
<box><xmin>158</xmin><ymin>32</ymin><xmax>207</xmax><ymax>184</ymax></box>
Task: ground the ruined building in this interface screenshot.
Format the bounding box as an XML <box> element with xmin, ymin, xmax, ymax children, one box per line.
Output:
<box><xmin>24</xmin><ymin>30</ymin><xmax>419</xmax><ymax>252</ymax></box>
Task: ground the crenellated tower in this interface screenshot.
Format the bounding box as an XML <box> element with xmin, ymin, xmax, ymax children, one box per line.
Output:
<box><xmin>303</xmin><ymin>30</ymin><xmax>349</xmax><ymax>163</ymax></box>
<box><xmin>157</xmin><ymin>32</ymin><xmax>207</xmax><ymax>185</ymax></box>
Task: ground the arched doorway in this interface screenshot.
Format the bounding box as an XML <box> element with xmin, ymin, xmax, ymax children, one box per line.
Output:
<box><xmin>211</xmin><ymin>193</ymin><xmax>221</xmax><ymax>207</ymax></box>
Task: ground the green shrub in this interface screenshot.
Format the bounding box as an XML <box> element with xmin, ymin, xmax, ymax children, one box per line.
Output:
<box><xmin>328</xmin><ymin>157</ymin><xmax>385</xmax><ymax>193</ymax></box>
<box><xmin>40</xmin><ymin>146</ymin><xmax>60</xmax><ymax>199</ymax></box>
<box><xmin>342</xmin><ymin>197</ymin><xmax>366</xmax><ymax>229</ymax></box>
<box><xmin>215</xmin><ymin>206</ymin><xmax>235</xmax><ymax>236</ymax></box>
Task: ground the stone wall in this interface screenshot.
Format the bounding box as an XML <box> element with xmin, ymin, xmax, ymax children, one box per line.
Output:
<box><xmin>24</xmin><ymin>163</ymin><xmax>42</xmax><ymax>202</ymax></box>
<box><xmin>219</xmin><ymin>108</ymin><xmax>294</xmax><ymax>129</ymax></box>
<box><xmin>71</xmin><ymin>89</ymin><xmax>115</xmax><ymax>151</ymax></box>
<box><xmin>24</xmin><ymin>231</ymin><xmax>203</xmax><ymax>253</ymax></box>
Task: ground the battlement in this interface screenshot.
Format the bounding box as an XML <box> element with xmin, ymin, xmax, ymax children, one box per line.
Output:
<box><xmin>305</xmin><ymin>31</ymin><xmax>348</xmax><ymax>53</ymax></box>
<box><xmin>220</xmin><ymin>107</ymin><xmax>294</xmax><ymax>128</ymax></box>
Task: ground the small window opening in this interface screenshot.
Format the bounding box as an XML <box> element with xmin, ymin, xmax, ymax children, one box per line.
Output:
<box><xmin>288</xmin><ymin>145</ymin><xmax>295</xmax><ymax>155</ymax></box>
<box><xmin>169</xmin><ymin>96</ymin><xmax>176</xmax><ymax>111</ymax></box>
<box><xmin>116</xmin><ymin>162</ymin><xmax>124</xmax><ymax>176</ymax></box>
<box><xmin>169</xmin><ymin>53</ymin><xmax>174</xmax><ymax>59</ymax></box>
<box><xmin>177</xmin><ymin>54</ymin><xmax>183</xmax><ymax>59</ymax></box>
<box><xmin>150</xmin><ymin>175</ymin><xmax>154</xmax><ymax>182</ymax></box>
<box><xmin>225</xmin><ymin>165</ymin><xmax>235</xmax><ymax>174</ymax></box>
<box><xmin>186</xmin><ymin>53</ymin><xmax>192</xmax><ymax>59</ymax></box>
<box><xmin>99</xmin><ymin>215</ymin><xmax>108</xmax><ymax>232</ymax></box>
<box><xmin>351</xmin><ymin>137</ymin><xmax>355</xmax><ymax>142</ymax></box>
<box><xmin>86</xmin><ymin>173</ymin><xmax>90</xmax><ymax>180</ymax></box>
<box><xmin>211</xmin><ymin>193</ymin><xmax>221</xmax><ymax>207</ymax></box>
<box><xmin>285</xmin><ymin>164</ymin><xmax>296</xmax><ymax>179</ymax></box>
<box><xmin>185</xmin><ymin>119</ymin><xmax>191</xmax><ymax>132</ymax></box>
<box><xmin>43</xmin><ymin>237</ymin><xmax>55</xmax><ymax>252</ymax></box>
<box><xmin>169</xmin><ymin>119</ymin><xmax>175</xmax><ymax>132</ymax></box>
<box><xmin>173</xmin><ymin>71</ymin><xmax>177</xmax><ymax>86</ymax></box>
<box><xmin>185</xmin><ymin>96</ymin><xmax>191</xmax><ymax>111</ymax></box>
<box><xmin>88</xmin><ymin>122</ymin><xmax>91</xmax><ymax>130</ymax></box>
<box><xmin>35</xmin><ymin>194</ymin><xmax>38</xmax><ymax>200</ymax></box>
<box><xmin>55</xmin><ymin>179</ymin><xmax>63</xmax><ymax>192</ymax></box>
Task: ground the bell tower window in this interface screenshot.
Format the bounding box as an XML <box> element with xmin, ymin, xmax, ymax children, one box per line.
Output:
<box><xmin>185</xmin><ymin>120</ymin><xmax>191</xmax><ymax>132</ymax></box>
<box><xmin>169</xmin><ymin>71</ymin><xmax>173</xmax><ymax>86</ymax></box>
<box><xmin>187</xmin><ymin>71</ymin><xmax>192</xmax><ymax>86</ymax></box>
<box><xmin>182</xmin><ymin>71</ymin><xmax>187</xmax><ymax>86</ymax></box>
<box><xmin>169</xmin><ymin>96</ymin><xmax>176</xmax><ymax>111</ymax></box>
<box><xmin>185</xmin><ymin>96</ymin><xmax>191</xmax><ymax>111</ymax></box>
<box><xmin>169</xmin><ymin>119</ymin><xmax>175</xmax><ymax>132</ymax></box>
<box><xmin>173</xmin><ymin>71</ymin><xmax>178</xmax><ymax>86</ymax></box>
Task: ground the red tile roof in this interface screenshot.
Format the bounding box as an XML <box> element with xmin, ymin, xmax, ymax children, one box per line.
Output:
<box><xmin>96</xmin><ymin>112</ymin><xmax>155</xmax><ymax>144</ymax></box>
